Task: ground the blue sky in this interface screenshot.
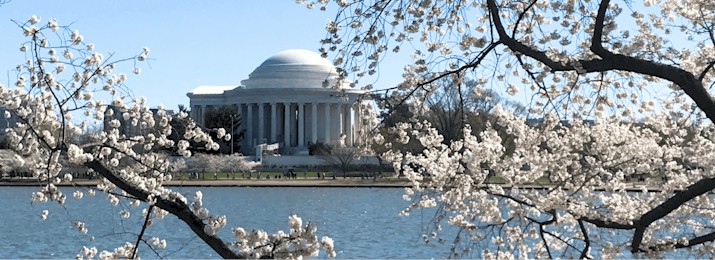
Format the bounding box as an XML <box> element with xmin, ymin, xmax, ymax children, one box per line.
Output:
<box><xmin>0</xmin><ymin>1</ymin><xmax>405</xmax><ymax>111</ymax></box>
<box><xmin>0</xmin><ymin>1</ymin><xmax>675</xmax><ymax>120</ymax></box>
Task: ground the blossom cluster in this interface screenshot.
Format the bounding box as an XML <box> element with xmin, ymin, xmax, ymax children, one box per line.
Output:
<box><xmin>382</xmin><ymin>106</ymin><xmax>715</xmax><ymax>258</ymax></box>
<box><xmin>232</xmin><ymin>215</ymin><xmax>336</xmax><ymax>259</ymax></box>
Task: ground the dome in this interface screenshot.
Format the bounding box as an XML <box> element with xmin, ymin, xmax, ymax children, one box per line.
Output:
<box><xmin>259</xmin><ymin>49</ymin><xmax>334</xmax><ymax>68</ymax></box>
<box><xmin>241</xmin><ymin>49</ymin><xmax>350</xmax><ymax>89</ymax></box>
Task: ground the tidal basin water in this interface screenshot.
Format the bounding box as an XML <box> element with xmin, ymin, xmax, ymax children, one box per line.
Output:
<box><xmin>0</xmin><ymin>186</ymin><xmax>452</xmax><ymax>259</ymax></box>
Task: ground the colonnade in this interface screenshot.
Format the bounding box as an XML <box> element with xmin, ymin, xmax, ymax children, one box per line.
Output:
<box><xmin>193</xmin><ymin>102</ymin><xmax>361</xmax><ymax>152</ymax></box>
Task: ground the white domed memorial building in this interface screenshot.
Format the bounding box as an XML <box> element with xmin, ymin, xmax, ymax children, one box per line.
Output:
<box><xmin>187</xmin><ymin>49</ymin><xmax>369</xmax><ymax>157</ymax></box>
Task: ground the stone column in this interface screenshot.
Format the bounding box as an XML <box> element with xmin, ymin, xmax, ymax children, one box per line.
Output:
<box><xmin>354</xmin><ymin>103</ymin><xmax>361</xmax><ymax>145</ymax></box>
<box><xmin>195</xmin><ymin>105</ymin><xmax>204</xmax><ymax>126</ymax></box>
<box><xmin>284</xmin><ymin>103</ymin><xmax>291</xmax><ymax>147</ymax></box>
<box><xmin>258</xmin><ymin>103</ymin><xmax>265</xmax><ymax>144</ymax></box>
<box><xmin>233</xmin><ymin>104</ymin><xmax>241</xmax><ymax>153</ymax></box>
<box><xmin>324</xmin><ymin>103</ymin><xmax>331</xmax><ymax>144</ymax></box>
<box><xmin>239</xmin><ymin>104</ymin><xmax>245</xmax><ymax>151</ymax></box>
<box><xmin>246</xmin><ymin>103</ymin><xmax>253</xmax><ymax>148</ymax></box>
<box><xmin>298</xmin><ymin>103</ymin><xmax>305</xmax><ymax>147</ymax></box>
<box><xmin>311</xmin><ymin>102</ymin><xmax>318</xmax><ymax>144</ymax></box>
<box><xmin>192</xmin><ymin>105</ymin><xmax>199</xmax><ymax>124</ymax></box>
<box><xmin>337</xmin><ymin>105</ymin><xmax>344</xmax><ymax>144</ymax></box>
<box><xmin>270</xmin><ymin>102</ymin><xmax>277</xmax><ymax>143</ymax></box>
<box><xmin>345</xmin><ymin>103</ymin><xmax>353</xmax><ymax>146</ymax></box>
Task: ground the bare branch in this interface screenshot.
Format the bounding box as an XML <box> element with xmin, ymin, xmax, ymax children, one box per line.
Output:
<box><xmin>674</xmin><ymin>231</ymin><xmax>715</xmax><ymax>249</ymax></box>
<box><xmin>578</xmin><ymin>220</ymin><xmax>591</xmax><ymax>259</ymax></box>
<box><xmin>131</xmin><ymin>205</ymin><xmax>154</xmax><ymax>259</ymax></box>
<box><xmin>699</xmin><ymin>60</ymin><xmax>715</xmax><ymax>82</ymax></box>
<box><xmin>590</xmin><ymin>0</ymin><xmax>612</xmax><ymax>57</ymax></box>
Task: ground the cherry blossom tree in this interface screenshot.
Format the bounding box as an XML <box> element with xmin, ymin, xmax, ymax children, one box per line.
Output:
<box><xmin>302</xmin><ymin>0</ymin><xmax>715</xmax><ymax>258</ymax></box>
<box><xmin>10</xmin><ymin>16</ymin><xmax>335</xmax><ymax>259</ymax></box>
<box><xmin>188</xmin><ymin>153</ymin><xmax>223</xmax><ymax>179</ymax></box>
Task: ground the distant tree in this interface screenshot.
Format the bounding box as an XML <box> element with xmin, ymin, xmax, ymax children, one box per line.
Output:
<box><xmin>167</xmin><ymin>156</ymin><xmax>187</xmax><ymax>177</ymax></box>
<box><xmin>372</xmin><ymin>95</ymin><xmax>424</xmax><ymax>155</ymax></box>
<box><xmin>187</xmin><ymin>153</ymin><xmax>220</xmax><ymax>179</ymax></box>
<box><xmin>320</xmin><ymin>145</ymin><xmax>362</xmax><ymax>178</ymax></box>
<box><xmin>177</xmin><ymin>104</ymin><xmax>189</xmax><ymax>114</ymax></box>
<box><xmin>372</xmin><ymin>79</ymin><xmax>523</xmax><ymax>162</ymax></box>
<box><xmin>424</xmin><ymin>79</ymin><xmax>476</xmax><ymax>144</ymax></box>
<box><xmin>424</xmin><ymin>78</ymin><xmax>525</xmax><ymax>144</ymax></box>
<box><xmin>308</xmin><ymin>141</ymin><xmax>331</xmax><ymax>156</ymax></box>
<box><xmin>220</xmin><ymin>153</ymin><xmax>259</xmax><ymax>179</ymax></box>
<box><xmin>185</xmin><ymin>153</ymin><xmax>259</xmax><ymax>180</ymax></box>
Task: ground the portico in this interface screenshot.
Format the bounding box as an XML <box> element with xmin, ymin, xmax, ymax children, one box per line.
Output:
<box><xmin>236</xmin><ymin>101</ymin><xmax>357</xmax><ymax>146</ymax></box>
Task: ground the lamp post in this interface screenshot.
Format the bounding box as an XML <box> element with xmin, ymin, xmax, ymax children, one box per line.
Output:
<box><xmin>230</xmin><ymin>114</ymin><xmax>235</xmax><ymax>154</ymax></box>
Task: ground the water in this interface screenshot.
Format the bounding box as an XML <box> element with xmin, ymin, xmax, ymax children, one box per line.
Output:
<box><xmin>0</xmin><ymin>186</ymin><xmax>450</xmax><ymax>259</ymax></box>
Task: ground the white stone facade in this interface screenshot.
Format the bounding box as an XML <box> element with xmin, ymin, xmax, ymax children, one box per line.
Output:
<box><xmin>187</xmin><ymin>49</ymin><xmax>367</xmax><ymax>155</ymax></box>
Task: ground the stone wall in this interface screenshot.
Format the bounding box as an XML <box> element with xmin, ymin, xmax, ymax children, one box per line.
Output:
<box><xmin>260</xmin><ymin>155</ymin><xmax>381</xmax><ymax>168</ymax></box>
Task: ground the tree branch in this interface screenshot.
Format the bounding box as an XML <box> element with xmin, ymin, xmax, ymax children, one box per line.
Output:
<box><xmin>578</xmin><ymin>216</ymin><xmax>634</xmax><ymax>229</ymax></box>
<box><xmin>488</xmin><ymin>0</ymin><xmax>715</xmax><ymax>122</ymax></box>
<box><xmin>631</xmin><ymin>177</ymin><xmax>715</xmax><ymax>252</ymax></box>
<box><xmin>590</xmin><ymin>0</ymin><xmax>611</xmax><ymax>57</ymax></box>
<box><xmin>486</xmin><ymin>0</ymin><xmax>574</xmax><ymax>71</ymax></box>
<box><xmin>674</xmin><ymin>231</ymin><xmax>715</xmax><ymax>249</ymax></box>
<box><xmin>131</xmin><ymin>205</ymin><xmax>154</xmax><ymax>259</ymax></box>
<box><xmin>578</xmin><ymin>219</ymin><xmax>591</xmax><ymax>259</ymax></box>
<box><xmin>699</xmin><ymin>60</ymin><xmax>715</xmax><ymax>82</ymax></box>
<box><xmin>511</xmin><ymin>0</ymin><xmax>538</xmax><ymax>39</ymax></box>
<box><xmin>83</xmin><ymin>160</ymin><xmax>240</xmax><ymax>258</ymax></box>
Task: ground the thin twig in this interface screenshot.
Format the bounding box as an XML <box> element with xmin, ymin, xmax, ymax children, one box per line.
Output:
<box><xmin>131</xmin><ymin>205</ymin><xmax>154</xmax><ymax>259</ymax></box>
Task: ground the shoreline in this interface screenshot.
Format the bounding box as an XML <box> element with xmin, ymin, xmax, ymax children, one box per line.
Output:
<box><xmin>0</xmin><ymin>178</ymin><xmax>667</xmax><ymax>192</ymax></box>
<box><xmin>0</xmin><ymin>178</ymin><xmax>413</xmax><ymax>188</ymax></box>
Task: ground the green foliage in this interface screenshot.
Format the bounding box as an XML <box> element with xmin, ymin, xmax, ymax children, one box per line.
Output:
<box><xmin>308</xmin><ymin>142</ymin><xmax>331</xmax><ymax>155</ymax></box>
